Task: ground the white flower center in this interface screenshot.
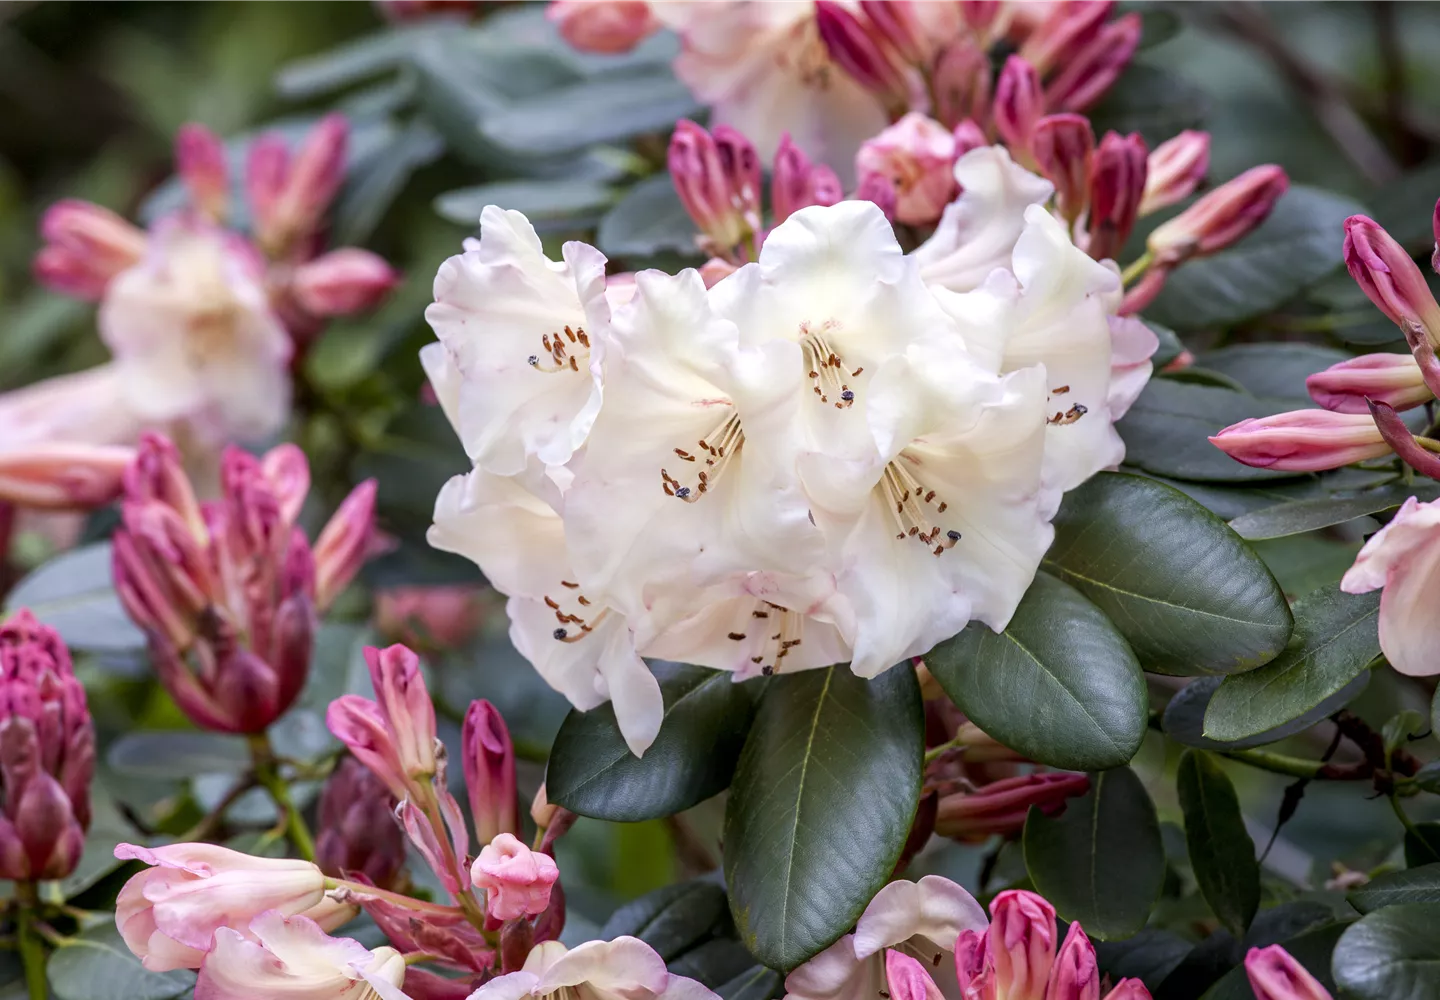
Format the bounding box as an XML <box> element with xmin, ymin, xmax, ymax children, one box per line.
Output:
<box><xmin>880</xmin><ymin>457</ymin><xmax>962</xmax><ymax>557</ymax></box>
<box><xmin>725</xmin><ymin>601</ymin><xmax>806</xmax><ymax>675</ymax></box>
<box><xmin>801</xmin><ymin>321</ymin><xmax>861</xmax><ymax>409</ymax></box>
<box><xmin>527</xmin><ymin>324</ymin><xmax>591</xmax><ymax>374</ymax></box>
<box><xmin>545</xmin><ymin>580</ymin><xmax>609</xmax><ymax>643</ymax></box>
<box><xmin>661</xmin><ymin>409</ymin><xmax>744</xmax><ymax>502</ymax></box>
<box><xmin>1046</xmin><ymin>383</ymin><xmax>1088</xmax><ymax>425</ymax></box>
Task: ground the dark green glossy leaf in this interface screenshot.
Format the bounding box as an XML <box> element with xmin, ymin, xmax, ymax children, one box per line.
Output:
<box><xmin>1332</xmin><ymin>903</ymin><xmax>1440</xmax><ymax>1000</ymax></box>
<box><xmin>1044</xmin><ymin>473</ymin><xmax>1294</xmax><ymax>676</ymax></box>
<box><xmin>1147</xmin><ymin>186</ymin><xmax>1367</xmax><ymax>330</ymax></box>
<box><xmin>1199</xmin><ymin>920</ymin><xmax>1349</xmax><ymax>1000</ymax></box>
<box><xmin>5</xmin><ymin>543</ymin><xmax>143</xmax><ymax>652</ymax></box>
<box><xmin>1094</xmin><ymin>929</ymin><xmax>1192</xmax><ymax>992</ymax></box>
<box><xmin>1405</xmin><ymin>823</ymin><xmax>1440</xmax><ymax>867</ymax></box>
<box><xmin>1146</xmin><ymin>321</ymin><xmax>1185</xmax><ymax>368</ymax></box>
<box><xmin>1022</xmin><ymin>766</ymin><xmax>1164</xmax><ymax>940</ymax></box>
<box><xmin>600</xmin><ymin>879</ymin><xmax>729</xmax><ymax>960</ymax></box>
<box><xmin>724</xmin><ymin>665</ymin><xmax>922</xmax><ymax>971</ymax></box>
<box><xmin>716</xmin><ymin>965</ymin><xmax>784</xmax><ymax>1000</ymax></box>
<box><xmin>1193</xmin><ymin>343</ymin><xmax>1352</xmax><ymax>402</ymax></box>
<box><xmin>925</xmin><ymin>572</ymin><xmax>1145</xmax><ymax>771</ymax></box>
<box><xmin>598</xmin><ymin>173</ymin><xmax>702</xmax><ymax>259</ymax></box>
<box><xmin>1228</xmin><ymin>484</ymin><xmax>1433</xmax><ymax>540</ymax></box>
<box><xmin>548</xmin><ymin>664</ymin><xmax>758</xmax><ymax>822</ymax></box>
<box><xmin>1116</xmin><ymin>380</ymin><xmax>1298</xmax><ymax>483</ymax></box>
<box><xmin>332</xmin><ymin>119</ymin><xmax>444</xmax><ymax>246</ymax></box>
<box><xmin>275</xmin><ymin>24</ymin><xmax>442</xmax><ymax>97</ymax></box>
<box><xmin>1204</xmin><ymin>588</ymin><xmax>1380</xmax><ymax>741</ymax></box>
<box><xmin>1163</xmin><ymin>672</ymin><xmax>1369</xmax><ymax>751</ymax></box>
<box><xmin>1089</xmin><ymin>64</ymin><xmax>1208</xmax><ymax>145</ymax></box>
<box><xmin>667</xmin><ymin>939</ymin><xmax>758</xmax><ymax>989</ymax></box>
<box><xmin>1178</xmin><ymin>751</ymin><xmax>1259</xmax><ymax>937</ymax></box>
<box><xmin>47</xmin><ymin>925</ymin><xmax>194</xmax><ymax>1000</ymax></box>
<box><xmin>107</xmin><ymin>732</ymin><xmax>250</xmax><ymax>781</ymax></box>
<box><xmin>1350</xmin><ymin>865</ymin><xmax>1440</xmax><ymax>913</ymax></box>
<box><xmin>1371</xmin><ymin>161</ymin><xmax>1440</xmax><ymax>250</ymax></box>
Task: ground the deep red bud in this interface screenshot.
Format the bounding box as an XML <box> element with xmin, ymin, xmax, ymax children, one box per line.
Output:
<box><xmin>1031</xmin><ymin>114</ymin><xmax>1095</xmax><ymax>224</ymax></box>
<box><xmin>815</xmin><ymin>1</ymin><xmax>912</xmax><ymax>114</ymax></box>
<box><xmin>1021</xmin><ymin>0</ymin><xmax>1114</xmax><ymax>75</ymax></box>
<box><xmin>1087</xmin><ymin>130</ymin><xmax>1148</xmax><ymax>261</ymax></box>
<box><xmin>316</xmin><ymin>756</ymin><xmax>405</xmax><ymax>889</ymax></box>
<box><xmin>994</xmin><ymin>56</ymin><xmax>1045</xmax><ymax>154</ymax></box>
<box><xmin>1045</xmin><ymin>14</ymin><xmax>1142</xmax><ymax>113</ymax></box>
<box><xmin>463</xmin><ymin>700</ymin><xmax>518</xmax><ymax>845</ymax></box>
<box><xmin>931</xmin><ymin>39</ymin><xmax>992</xmax><ymax>132</ymax></box>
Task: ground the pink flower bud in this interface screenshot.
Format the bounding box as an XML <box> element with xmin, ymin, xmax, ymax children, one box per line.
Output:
<box><xmin>316</xmin><ymin>756</ymin><xmax>405</xmax><ymax>889</ymax></box>
<box><xmin>954</xmin><ymin>928</ymin><xmax>989</xmax><ymax>995</ymax></box>
<box><xmin>1087</xmin><ymin>131</ymin><xmax>1148</xmax><ymax>261</ymax></box>
<box><xmin>699</xmin><ymin>257</ymin><xmax>740</xmax><ymax>288</ymax></box>
<box><xmin>112</xmin><ymin>502</ymin><xmax>213</xmax><ymax>652</ymax></box>
<box><xmin>1432</xmin><ymin>196</ymin><xmax>1440</xmax><ymax>275</ymax></box>
<box><xmin>261</xmin><ymin>443</ymin><xmax>312</xmax><ymax>527</ymax></box>
<box><xmin>463</xmin><ymin>700</ymin><xmax>518</xmax><ymax>845</ymax></box>
<box><xmin>1032</xmin><ymin>114</ymin><xmax>1095</xmax><ymax>224</ymax></box>
<box><xmin>960</xmin><ymin>0</ymin><xmax>1004</xmax><ymax>37</ymax></box>
<box><xmin>989</xmin><ymin>890</ymin><xmax>1059</xmax><ymax>1000</ymax></box>
<box><xmin>291</xmin><ymin>249</ymin><xmax>399</xmax><ymax>317</ymax></box>
<box><xmin>1149</xmin><ymin>165</ymin><xmax>1288</xmax><ymax>265</ymax></box>
<box><xmin>1140</xmin><ymin>131</ymin><xmax>1210</xmax><ymax>216</ymax></box>
<box><xmin>1344</xmin><ymin>214</ymin><xmax>1440</xmax><ymax>345</ymax></box>
<box><xmin>952</xmin><ymin>120</ymin><xmax>989</xmax><ymax>158</ymax></box>
<box><xmin>0</xmin><ymin>443</ymin><xmax>133</xmax><ymax>511</ymax></box>
<box><xmin>114</xmin><ymin>843</ymin><xmax>326</xmax><ymax>971</ymax></box>
<box><xmin>994</xmin><ymin>56</ymin><xmax>1045</xmax><ymax>155</ymax></box>
<box><xmin>328</xmin><ymin>644</ymin><xmax>437</xmax><ymax>802</ymax></box>
<box><xmin>547</xmin><ymin>0</ymin><xmax>658</xmax><ymax>54</ymax></box>
<box><xmin>196</xmin><ymin>910</ymin><xmax>406</xmax><ymax>1000</ymax></box>
<box><xmin>934</xmin><ymin>772</ymin><xmax>1091</xmax><ymax>842</ymax></box>
<box><xmin>932</xmin><ymin>39</ymin><xmax>991</xmax><ymax>132</ymax></box>
<box><xmin>0</xmin><ymin>771</ymin><xmax>85</xmax><ymax>882</ymax></box>
<box><xmin>1045</xmin><ymin>13</ymin><xmax>1142</xmax><ymax>113</ymax></box>
<box><xmin>772</xmin><ymin>134</ymin><xmax>842</xmax><ymax>225</ymax></box>
<box><xmin>124</xmin><ymin>433</ymin><xmax>206</xmax><ymax>540</ymax></box>
<box><xmin>246</xmin><ymin>133</ymin><xmax>289</xmax><ymax>239</ymax></box>
<box><xmin>34</xmin><ymin>199</ymin><xmax>147</xmax><ymax>300</ymax></box>
<box><xmin>713</xmin><ymin>126</ymin><xmax>763</xmax><ymax>226</ymax></box>
<box><xmin>855</xmin><ymin>173</ymin><xmax>899</xmax><ymax>223</ymax></box>
<box><xmin>175</xmin><ymin>123</ymin><xmax>229</xmax><ymax>222</ymax></box>
<box><xmin>815</xmin><ymin>1</ymin><xmax>912</xmax><ymax>115</ymax></box>
<box><xmin>471</xmin><ymin>832</ymin><xmax>560</xmax><ymax>922</ymax></box>
<box><xmin>1210</xmin><ymin>410</ymin><xmax>1391</xmax><ymax>471</ymax></box>
<box><xmin>1306</xmin><ymin>353</ymin><xmax>1433</xmax><ymax>414</ymax></box>
<box><xmin>398</xmin><ymin>794</ymin><xmax>471</xmax><ymax>897</ymax></box>
<box><xmin>885</xmin><ymin>950</ymin><xmax>946</xmax><ymax>1000</ymax></box>
<box><xmin>259</xmin><ymin>114</ymin><xmax>347</xmax><ymax>255</ymax></box>
<box><xmin>855</xmin><ymin>113</ymin><xmax>958</xmax><ymax>226</ymax></box>
<box><xmin>1047</xmin><ymin>922</ymin><xmax>1101</xmax><ymax>1000</ymax></box>
<box><xmin>530</xmin><ymin>783</ymin><xmax>559</xmax><ymax>829</ymax></box>
<box><xmin>1103</xmin><ymin>981</ymin><xmax>1154</xmax><ymax>1000</ymax></box>
<box><xmin>1244</xmin><ymin>945</ymin><xmax>1334</xmax><ymax>1000</ymax></box>
<box><xmin>859</xmin><ymin>0</ymin><xmax>929</xmax><ymax>66</ymax></box>
<box><xmin>313</xmin><ymin>479</ymin><xmax>377</xmax><ymax>612</ymax></box>
<box><xmin>1367</xmin><ymin>398</ymin><xmax>1440</xmax><ymax>482</ymax></box>
<box><xmin>1020</xmin><ymin>0</ymin><xmax>1114</xmax><ymax>76</ymax></box>
<box><xmin>669</xmin><ymin>120</ymin><xmax>749</xmax><ymax>252</ymax></box>
<box><xmin>356</xmin><ymin>881</ymin><xmax>491</xmax><ymax>972</ymax></box>
<box><xmin>327</xmin><ymin>697</ymin><xmax>409</xmax><ymax>802</ymax></box>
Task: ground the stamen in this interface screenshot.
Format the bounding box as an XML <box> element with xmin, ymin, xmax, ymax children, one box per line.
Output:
<box><xmin>660</xmin><ymin>410</ymin><xmax>743</xmax><ymax>502</ymax></box>
<box><xmin>879</xmin><ymin>460</ymin><xmax>961</xmax><ymax>557</ymax></box>
<box><xmin>528</xmin><ymin>324</ymin><xmax>592</xmax><ymax>374</ymax></box>
<box><xmin>1047</xmin><ymin>403</ymin><xmax>1089</xmax><ymax>426</ymax></box>
<box><xmin>545</xmin><ymin>589</ymin><xmax>608</xmax><ymax>643</ymax></box>
<box><xmin>800</xmin><ymin>320</ymin><xmax>856</xmax><ymax>409</ymax></box>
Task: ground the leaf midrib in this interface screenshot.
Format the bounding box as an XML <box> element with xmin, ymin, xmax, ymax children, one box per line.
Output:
<box><xmin>775</xmin><ymin>666</ymin><xmax>835</xmax><ymax>958</ymax></box>
<box><xmin>1044</xmin><ymin>559</ymin><xmax>1280</xmax><ymax>628</ymax></box>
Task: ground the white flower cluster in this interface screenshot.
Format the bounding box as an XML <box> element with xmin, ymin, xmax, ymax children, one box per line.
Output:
<box><xmin>423</xmin><ymin>148</ymin><xmax>1154</xmax><ymax>755</ymax></box>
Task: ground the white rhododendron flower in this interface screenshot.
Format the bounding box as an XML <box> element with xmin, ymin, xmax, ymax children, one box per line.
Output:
<box><xmin>1340</xmin><ymin>495</ymin><xmax>1440</xmax><ymax>677</ymax></box>
<box><xmin>467</xmin><ymin>937</ymin><xmax>718</xmax><ymax>1000</ymax></box>
<box><xmin>426</xmin><ymin>206</ymin><xmax>610</xmax><ymax>476</ymax></box>
<box><xmin>425</xmin><ymin>146</ymin><xmax>1151</xmax><ymax>755</ymax></box>
<box><xmin>100</xmin><ymin>215</ymin><xmax>291</xmax><ymax>446</ymax></box>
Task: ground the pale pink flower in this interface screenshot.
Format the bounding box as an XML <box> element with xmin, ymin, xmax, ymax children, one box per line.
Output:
<box><xmin>292</xmin><ymin>249</ymin><xmax>400</xmax><ymax>317</ymax></box>
<box><xmin>855</xmin><ymin>113</ymin><xmax>958</xmax><ymax>226</ymax></box>
<box><xmin>326</xmin><ymin>644</ymin><xmax>438</xmax><ymax>800</ymax></box>
<box><xmin>472</xmin><ymin>832</ymin><xmax>560</xmax><ymax>921</ymax></box>
<box><xmin>113</xmin><ymin>843</ymin><xmax>326</xmax><ymax>971</ymax></box>
<box><xmin>1244</xmin><ymin>945</ymin><xmax>1333</xmax><ymax>1000</ymax></box>
<box><xmin>465</xmin><ymin>937</ymin><xmax>716</xmax><ymax>1000</ymax></box>
<box><xmin>1341</xmin><ymin>495</ymin><xmax>1440</xmax><ymax>677</ymax></box>
<box><xmin>1307</xmin><ymin>353</ymin><xmax>1433</xmax><ymax>415</ymax></box>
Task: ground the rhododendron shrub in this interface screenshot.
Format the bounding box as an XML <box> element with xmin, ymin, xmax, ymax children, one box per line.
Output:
<box><xmin>0</xmin><ymin>4</ymin><xmax>1436</xmax><ymax>1000</ymax></box>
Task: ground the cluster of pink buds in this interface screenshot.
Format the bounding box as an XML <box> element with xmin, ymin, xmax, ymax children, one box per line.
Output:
<box><xmin>34</xmin><ymin>115</ymin><xmax>398</xmax><ymax>345</ymax></box>
<box><xmin>884</xmin><ymin>889</ymin><xmax>1150</xmax><ymax>1000</ymax></box>
<box><xmin>0</xmin><ymin>612</ymin><xmax>94</xmax><ymax>883</ymax></box>
<box><xmin>327</xmin><ymin>643</ymin><xmax>564</xmax><ymax>977</ymax></box>
<box><xmin>111</xmin><ymin>433</ymin><xmax>376</xmax><ymax>734</ymax></box>
<box><xmin>670</xmin><ymin>120</ymin><xmax>841</xmax><ymax>267</ymax></box>
<box><xmin>1213</xmin><ymin>209</ymin><xmax>1440</xmax><ymax>480</ymax></box>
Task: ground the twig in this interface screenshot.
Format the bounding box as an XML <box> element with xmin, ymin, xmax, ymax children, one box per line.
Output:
<box><xmin>664</xmin><ymin>815</ymin><xmax>719</xmax><ymax>876</ymax></box>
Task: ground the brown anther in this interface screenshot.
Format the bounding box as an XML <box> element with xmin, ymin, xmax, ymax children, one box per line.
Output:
<box><xmin>761</xmin><ymin>665</ymin><xmax>775</xmax><ymax>676</ymax></box>
<box><xmin>561</xmin><ymin>580</ymin><xmax>580</xmax><ymax>589</ymax></box>
<box><xmin>568</xmin><ymin>356</ymin><xmax>579</xmax><ymax>371</ymax></box>
<box><xmin>924</xmin><ymin>490</ymin><xmax>936</xmax><ymax>503</ymax></box>
<box><xmin>751</xmin><ymin>656</ymin><xmax>764</xmax><ymax>664</ymax></box>
<box><xmin>728</xmin><ymin>632</ymin><xmax>746</xmax><ymax>641</ymax></box>
<box><xmin>544</xmin><ymin>596</ymin><xmax>560</xmax><ymax>609</ymax></box>
<box><xmin>577</xmin><ymin>596</ymin><xmax>591</xmax><ymax>606</ymax></box>
<box><xmin>1053</xmin><ymin>384</ymin><xmax>1070</xmax><ymax>394</ymax></box>
<box><xmin>851</xmin><ymin>367</ymin><xmax>863</xmax><ymax>377</ymax></box>
<box><xmin>752</xmin><ymin>611</ymin><xmax>769</xmax><ymax>619</ymax></box>
<box><xmin>937</xmin><ymin>502</ymin><xmax>947</xmax><ymax>513</ymax></box>
<box><xmin>674</xmin><ymin>449</ymin><xmax>695</xmax><ymax>461</ymax></box>
<box><xmin>933</xmin><ymin>545</ymin><xmax>944</xmax><ymax>556</ymax></box>
<box><xmin>564</xmin><ymin>325</ymin><xmax>577</xmax><ymax>343</ymax></box>
<box><xmin>782</xmin><ymin>639</ymin><xmax>801</xmax><ymax>649</ymax></box>
<box><xmin>771</xmin><ymin>633</ymin><xmax>781</xmax><ymax>641</ymax></box>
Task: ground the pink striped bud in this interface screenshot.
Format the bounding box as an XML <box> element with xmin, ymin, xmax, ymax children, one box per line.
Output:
<box><xmin>1244</xmin><ymin>945</ymin><xmax>1334</xmax><ymax>1000</ymax></box>
<box><xmin>245</xmin><ymin>134</ymin><xmax>289</xmax><ymax>240</ymax></box>
<box><xmin>547</xmin><ymin>0</ymin><xmax>658</xmax><ymax>55</ymax></box>
<box><xmin>885</xmin><ymin>950</ymin><xmax>946</xmax><ymax>1000</ymax></box>
<box><xmin>0</xmin><ymin>612</ymin><xmax>93</xmax><ymax>882</ymax></box>
<box><xmin>1045</xmin><ymin>13</ymin><xmax>1141</xmax><ymax>113</ymax></box>
<box><xmin>0</xmin><ymin>443</ymin><xmax>133</xmax><ymax>511</ymax></box>
<box><xmin>670</xmin><ymin>120</ymin><xmax>749</xmax><ymax>252</ymax></box>
<box><xmin>463</xmin><ymin>700</ymin><xmax>518</xmax><ymax>845</ymax></box>
<box><xmin>855</xmin><ymin>173</ymin><xmax>899</xmax><ymax>222</ymax></box>
<box><xmin>935</xmin><ymin>772</ymin><xmax>1091</xmax><ymax>842</ymax></box>
<box><xmin>1047</xmin><ymin>922</ymin><xmax>1101</xmax><ymax>1000</ymax></box>
<box><xmin>1307</xmin><ymin>354</ymin><xmax>1432</xmax><ymax>414</ymax></box>
<box><xmin>859</xmin><ymin>0</ymin><xmax>929</xmax><ymax>66</ymax></box>
<box><xmin>713</xmin><ymin>126</ymin><xmax>763</xmax><ymax>227</ymax></box>
<box><xmin>291</xmin><ymin>249</ymin><xmax>399</xmax><ymax>317</ymax></box>
<box><xmin>1210</xmin><ymin>410</ymin><xmax>1391</xmax><ymax>471</ymax></box>
<box><xmin>1031</xmin><ymin>114</ymin><xmax>1095</xmax><ymax>224</ymax></box>
<box><xmin>471</xmin><ymin>832</ymin><xmax>559</xmax><ymax>921</ymax></box>
<box><xmin>932</xmin><ymin>39</ymin><xmax>991</xmax><ymax>131</ymax></box>
<box><xmin>123</xmin><ymin>433</ymin><xmax>205</xmax><ymax>539</ymax></box>
<box><xmin>1149</xmin><ymin>165</ymin><xmax>1288</xmax><ymax>265</ymax></box>
<box><xmin>1344</xmin><ymin>214</ymin><xmax>1440</xmax><ymax>345</ymax></box>
<box><xmin>815</xmin><ymin>1</ymin><xmax>912</xmax><ymax>115</ymax></box>
<box><xmin>1020</xmin><ymin>0</ymin><xmax>1114</xmax><ymax>76</ymax></box>
<box><xmin>960</xmin><ymin>0</ymin><xmax>1004</xmax><ymax>37</ymax></box>
<box><xmin>34</xmin><ymin>200</ymin><xmax>147</xmax><ymax>300</ymax></box>
<box><xmin>328</xmin><ymin>644</ymin><xmax>437</xmax><ymax>801</ymax></box>
<box><xmin>856</xmin><ymin>113</ymin><xmax>958</xmax><ymax>226</ymax></box>
<box><xmin>771</xmin><ymin>134</ymin><xmax>842</xmax><ymax>225</ymax></box>
<box><xmin>994</xmin><ymin>56</ymin><xmax>1045</xmax><ymax>155</ymax></box>
<box><xmin>1087</xmin><ymin>131</ymin><xmax>1148</xmax><ymax>261</ymax></box>
<box><xmin>316</xmin><ymin>756</ymin><xmax>404</xmax><ymax>889</ymax></box>
<box><xmin>261</xmin><ymin>443</ymin><xmax>311</xmax><ymax>527</ymax></box>
<box><xmin>989</xmin><ymin>890</ymin><xmax>1058</xmax><ymax>1000</ymax></box>
<box><xmin>313</xmin><ymin>479</ymin><xmax>377</xmax><ymax>612</ymax></box>
<box><xmin>1140</xmin><ymin>131</ymin><xmax>1210</xmax><ymax>216</ymax></box>
<box><xmin>175</xmin><ymin>123</ymin><xmax>229</xmax><ymax>222</ymax></box>
<box><xmin>256</xmin><ymin>114</ymin><xmax>348</xmax><ymax>255</ymax></box>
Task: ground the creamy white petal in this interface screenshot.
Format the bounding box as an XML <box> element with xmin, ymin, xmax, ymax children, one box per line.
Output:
<box><xmin>852</xmin><ymin>876</ymin><xmax>988</xmax><ymax>960</ymax></box>
<box><xmin>1341</xmin><ymin>496</ymin><xmax>1440</xmax><ymax>676</ymax></box>
<box><xmin>419</xmin><ymin>341</ymin><xmax>463</xmax><ymax>432</ymax></box>
<box><xmin>425</xmin><ymin>206</ymin><xmax>609</xmax><ymax>475</ymax></box>
<box><xmin>783</xmin><ymin>935</ymin><xmax>877</xmax><ymax>1000</ymax></box>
